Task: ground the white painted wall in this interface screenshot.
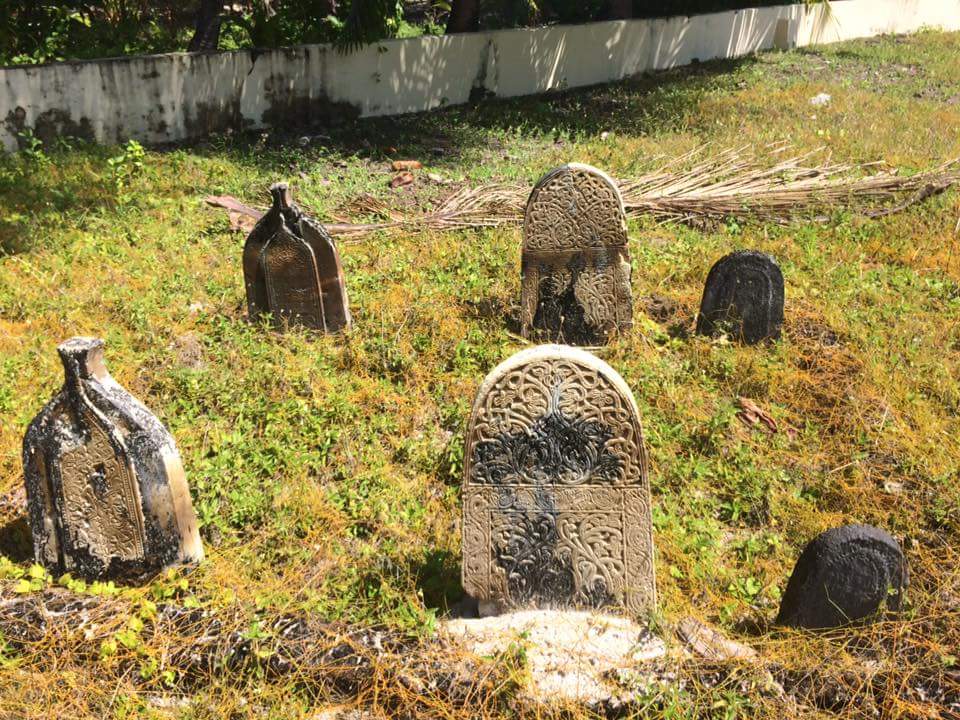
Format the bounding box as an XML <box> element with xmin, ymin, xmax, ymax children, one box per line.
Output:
<box><xmin>2</xmin><ymin>0</ymin><xmax>958</xmax><ymax>152</ymax></box>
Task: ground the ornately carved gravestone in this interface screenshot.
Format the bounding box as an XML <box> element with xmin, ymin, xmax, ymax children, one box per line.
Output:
<box><xmin>462</xmin><ymin>345</ymin><xmax>655</xmax><ymax>615</ymax></box>
<box><xmin>521</xmin><ymin>164</ymin><xmax>633</xmax><ymax>346</ymax></box>
<box><xmin>243</xmin><ymin>182</ymin><xmax>351</xmax><ymax>332</ymax></box>
<box><xmin>696</xmin><ymin>250</ymin><xmax>784</xmax><ymax>344</ymax></box>
<box><xmin>776</xmin><ymin>524</ymin><xmax>907</xmax><ymax>629</ymax></box>
<box><xmin>22</xmin><ymin>337</ymin><xmax>204</xmax><ymax>580</ymax></box>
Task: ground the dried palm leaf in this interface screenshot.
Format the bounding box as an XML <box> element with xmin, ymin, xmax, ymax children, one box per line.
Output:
<box><xmin>206</xmin><ymin>145</ymin><xmax>960</xmax><ymax>239</ymax></box>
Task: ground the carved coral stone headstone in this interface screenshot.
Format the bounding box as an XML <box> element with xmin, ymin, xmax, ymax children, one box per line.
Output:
<box><xmin>521</xmin><ymin>164</ymin><xmax>633</xmax><ymax>346</ymax></box>
<box><xmin>696</xmin><ymin>250</ymin><xmax>784</xmax><ymax>344</ymax></box>
<box><xmin>462</xmin><ymin>345</ymin><xmax>655</xmax><ymax>616</ymax></box>
<box><xmin>777</xmin><ymin>524</ymin><xmax>907</xmax><ymax>629</ymax></box>
<box><xmin>243</xmin><ymin>183</ymin><xmax>351</xmax><ymax>332</ymax></box>
<box><xmin>22</xmin><ymin>338</ymin><xmax>204</xmax><ymax>580</ymax></box>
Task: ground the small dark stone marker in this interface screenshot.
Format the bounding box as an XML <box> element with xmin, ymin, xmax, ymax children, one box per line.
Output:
<box><xmin>696</xmin><ymin>250</ymin><xmax>784</xmax><ymax>344</ymax></box>
<box><xmin>776</xmin><ymin>524</ymin><xmax>907</xmax><ymax>629</ymax></box>
<box><xmin>243</xmin><ymin>182</ymin><xmax>351</xmax><ymax>333</ymax></box>
<box><xmin>22</xmin><ymin>337</ymin><xmax>204</xmax><ymax>581</ymax></box>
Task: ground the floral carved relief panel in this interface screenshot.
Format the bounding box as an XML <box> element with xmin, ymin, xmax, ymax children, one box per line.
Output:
<box><xmin>462</xmin><ymin>345</ymin><xmax>655</xmax><ymax>615</ymax></box>
<box><xmin>521</xmin><ymin>165</ymin><xmax>633</xmax><ymax>346</ymax></box>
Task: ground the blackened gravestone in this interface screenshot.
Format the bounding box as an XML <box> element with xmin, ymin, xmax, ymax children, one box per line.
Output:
<box><xmin>462</xmin><ymin>345</ymin><xmax>655</xmax><ymax>615</ymax></box>
<box><xmin>696</xmin><ymin>251</ymin><xmax>784</xmax><ymax>344</ymax></box>
<box><xmin>521</xmin><ymin>164</ymin><xmax>633</xmax><ymax>346</ymax></box>
<box><xmin>23</xmin><ymin>337</ymin><xmax>204</xmax><ymax>580</ymax></box>
<box><xmin>776</xmin><ymin>524</ymin><xmax>907</xmax><ymax>629</ymax></box>
<box><xmin>243</xmin><ymin>183</ymin><xmax>351</xmax><ymax>333</ymax></box>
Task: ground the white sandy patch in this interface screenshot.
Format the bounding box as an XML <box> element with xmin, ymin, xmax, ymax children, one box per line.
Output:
<box><xmin>443</xmin><ymin>610</ymin><xmax>666</xmax><ymax>704</ymax></box>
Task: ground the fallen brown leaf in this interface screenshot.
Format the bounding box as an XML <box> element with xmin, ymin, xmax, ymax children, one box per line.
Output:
<box><xmin>737</xmin><ymin>397</ymin><xmax>778</xmax><ymax>434</ymax></box>
<box><xmin>389</xmin><ymin>171</ymin><xmax>415</xmax><ymax>189</ymax></box>
<box><xmin>392</xmin><ymin>160</ymin><xmax>422</xmax><ymax>171</ymax></box>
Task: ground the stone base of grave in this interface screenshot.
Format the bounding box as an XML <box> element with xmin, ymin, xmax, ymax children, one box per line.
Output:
<box><xmin>442</xmin><ymin>609</ymin><xmax>668</xmax><ymax>707</ymax></box>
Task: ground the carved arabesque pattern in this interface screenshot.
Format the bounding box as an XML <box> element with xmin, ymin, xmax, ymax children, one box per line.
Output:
<box><xmin>572</xmin><ymin>260</ymin><xmax>633</xmax><ymax>336</ymax></box>
<box><xmin>462</xmin><ymin>347</ymin><xmax>655</xmax><ymax>615</ymax></box>
<box><xmin>524</xmin><ymin>166</ymin><xmax>627</xmax><ymax>252</ymax></box>
<box><xmin>467</xmin><ymin>356</ymin><xmax>644</xmax><ymax>487</ymax></box>
<box><xmin>520</xmin><ymin>165</ymin><xmax>632</xmax><ymax>345</ymax></box>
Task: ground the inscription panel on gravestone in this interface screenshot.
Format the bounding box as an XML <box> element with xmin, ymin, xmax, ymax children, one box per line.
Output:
<box><xmin>263</xmin><ymin>226</ymin><xmax>326</xmax><ymax>330</ymax></box>
<box><xmin>58</xmin><ymin>407</ymin><xmax>146</xmax><ymax>562</ymax></box>
<box><xmin>696</xmin><ymin>250</ymin><xmax>784</xmax><ymax>344</ymax></box>
<box><xmin>462</xmin><ymin>345</ymin><xmax>655</xmax><ymax>615</ymax></box>
<box><xmin>521</xmin><ymin>164</ymin><xmax>633</xmax><ymax>346</ymax></box>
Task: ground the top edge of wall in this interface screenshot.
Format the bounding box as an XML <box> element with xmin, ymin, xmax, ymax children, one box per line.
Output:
<box><xmin>0</xmin><ymin>2</ymin><xmax>807</xmax><ymax>71</ymax></box>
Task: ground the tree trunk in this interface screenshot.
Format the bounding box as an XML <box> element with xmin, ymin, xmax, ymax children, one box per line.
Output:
<box><xmin>606</xmin><ymin>0</ymin><xmax>633</xmax><ymax>19</ymax></box>
<box><xmin>446</xmin><ymin>0</ymin><xmax>479</xmax><ymax>34</ymax></box>
<box><xmin>188</xmin><ymin>0</ymin><xmax>224</xmax><ymax>52</ymax></box>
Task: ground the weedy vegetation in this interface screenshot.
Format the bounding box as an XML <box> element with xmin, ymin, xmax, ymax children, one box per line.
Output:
<box><xmin>0</xmin><ymin>29</ymin><xmax>958</xmax><ymax>720</ymax></box>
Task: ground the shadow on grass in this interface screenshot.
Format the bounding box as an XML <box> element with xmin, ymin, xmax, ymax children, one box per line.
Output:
<box><xmin>412</xmin><ymin>548</ymin><xmax>464</xmax><ymax>615</ymax></box>
<box><xmin>0</xmin><ymin>54</ymin><xmax>755</xmax><ymax>255</ymax></box>
<box><xmin>191</xmin><ymin>55</ymin><xmax>758</xmax><ymax>171</ymax></box>
<box><xmin>0</xmin><ymin>515</ymin><xmax>33</xmax><ymax>563</ymax></box>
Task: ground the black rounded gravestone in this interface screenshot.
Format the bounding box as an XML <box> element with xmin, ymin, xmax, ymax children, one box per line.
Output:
<box><xmin>696</xmin><ymin>250</ymin><xmax>784</xmax><ymax>344</ymax></box>
<box><xmin>776</xmin><ymin>524</ymin><xmax>907</xmax><ymax>630</ymax></box>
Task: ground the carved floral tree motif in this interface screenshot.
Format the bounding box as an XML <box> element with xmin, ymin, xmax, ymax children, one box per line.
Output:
<box><xmin>521</xmin><ymin>164</ymin><xmax>633</xmax><ymax>346</ymax></box>
<box><xmin>462</xmin><ymin>345</ymin><xmax>655</xmax><ymax>615</ymax></box>
<box><xmin>243</xmin><ymin>183</ymin><xmax>352</xmax><ymax>333</ymax></box>
<box><xmin>22</xmin><ymin>337</ymin><xmax>204</xmax><ymax>581</ymax></box>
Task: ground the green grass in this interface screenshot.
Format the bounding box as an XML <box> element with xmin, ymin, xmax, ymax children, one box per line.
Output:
<box><xmin>1</xmin><ymin>29</ymin><xmax>959</xmax><ymax>719</ymax></box>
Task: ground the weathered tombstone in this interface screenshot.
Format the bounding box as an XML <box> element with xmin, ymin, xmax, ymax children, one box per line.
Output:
<box><xmin>462</xmin><ymin>345</ymin><xmax>655</xmax><ymax>616</ymax></box>
<box><xmin>521</xmin><ymin>164</ymin><xmax>633</xmax><ymax>346</ymax></box>
<box><xmin>695</xmin><ymin>250</ymin><xmax>784</xmax><ymax>344</ymax></box>
<box><xmin>243</xmin><ymin>182</ymin><xmax>351</xmax><ymax>332</ymax></box>
<box><xmin>776</xmin><ymin>524</ymin><xmax>907</xmax><ymax>629</ymax></box>
<box><xmin>22</xmin><ymin>337</ymin><xmax>204</xmax><ymax>581</ymax></box>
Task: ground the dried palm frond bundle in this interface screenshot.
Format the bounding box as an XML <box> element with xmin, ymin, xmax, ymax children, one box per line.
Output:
<box><xmin>207</xmin><ymin>145</ymin><xmax>960</xmax><ymax>239</ymax></box>
<box><xmin>618</xmin><ymin>144</ymin><xmax>959</xmax><ymax>224</ymax></box>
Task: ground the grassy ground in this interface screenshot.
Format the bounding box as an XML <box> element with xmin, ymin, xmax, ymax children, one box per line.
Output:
<box><xmin>0</xmin><ymin>29</ymin><xmax>959</xmax><ymax>720</ymax></box>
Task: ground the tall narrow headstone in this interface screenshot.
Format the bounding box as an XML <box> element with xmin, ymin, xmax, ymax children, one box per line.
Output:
<box><xmin>462</xmin><ymin>345</ymin><xmax>655</xmax><ymax>615</ymax></box>
<box><xmin>776</xmin><ymin>524</ymin><xmax>907</xmax><ymax>629</ymax></box>
<box><xmin>696</xmin><ymin>250</ymin><xmax>784</xmax><ymax>344</ymax></box>
<box><xmin>243</xmin><ymin>183</ymin><xmax>351</xmax><ymax>332</ymax></box>
<box><xmin>22</xmin><ymin>337</ymin><xmax>204</xmax><ymax>581</ymax></box>
<box><xmin>521</xmin><ymin>164</ymin><xmax>633</xmax><ymax>346</ymax></box>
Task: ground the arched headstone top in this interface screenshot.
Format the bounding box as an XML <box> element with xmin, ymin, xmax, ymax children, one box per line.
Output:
<box><xmin>462</xmin><ymin>345</ymin><xmax>655</xmax><ymax>615</ymax></box>
<box><xmin>465</xmin><ymin>345</ymin><xmax>647</xmax><ymax>489</ymax></box>
<box><xmin>523</xmin><ymin>163</ymin><xmax>628</xmax><ymax>253</ymax></box>
<box><xmin>520</xmin><ymin>165</ymin><xmax>633</xmax><ymax>345</ymax></box>
<box><xmin>777</xmin><ymin>524</ymin><xmax>907</xmax><ymax>629</ymax></box>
